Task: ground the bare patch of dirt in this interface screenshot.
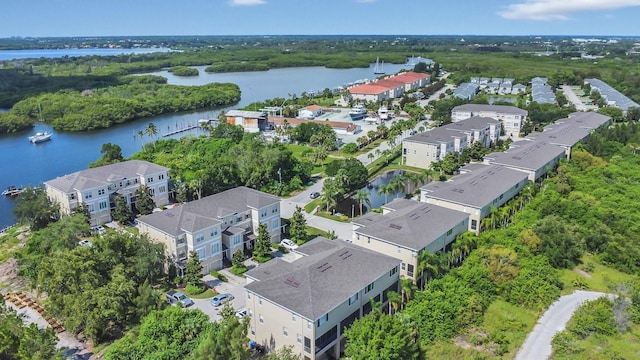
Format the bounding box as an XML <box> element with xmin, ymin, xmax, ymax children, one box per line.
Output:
<box><xmin>575</xmin><ymin>268</ymin><xmax>592</xmax><ymax>279</ymax></box>
<box><xmin>0</xmin><ymin>258</ymin><xmax>26</xmax><ymax>294</ymax></box>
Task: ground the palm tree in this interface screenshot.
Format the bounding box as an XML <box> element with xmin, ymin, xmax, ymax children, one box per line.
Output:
<box><xmin>417</xmin><ymin>251</ymin><xmax>439</xmax><ymax>289</ymax></box>
<box><xmin>386</xmin><ymin>290</ymin><xmax>402</xmax><ymax>314</ymax></box>
<box><xmin>390</xmin><ymin>174</ymin><xmax>405</xmax><ymax>199</ymax></box>
<box><xmin>367</xmin><ymin>152</ymin><xmax>374</xmax><ymax>163</ymax></box>
<box><xmin>377</xmin><ymin>184</ymin><xmax>395</xmax><ymax>205</ymax></box>
<box><xmin>137</xmin><ymin>130</ymin><xmax>145</xmax><ymax>150</ymax></box>
<box><xmin>145</xmin><ymin>122</ymin><xmax>158</xmax><ymax>148</ymax></box>
<box><xmin>354</xmin><ymin>189</ymin><xmax>371</xmax><ymax>216</ymax></box>
<box><xmin>399</xmin><ymin>277</ymin><xmax>417</xmax><ymax>308</ymax></box>
<box><xmin>367</xmin><ymin>130</ymin><xmax>377</xmax><ymax>144</ymax></box>
<box><xmin>321</xmin><ymin>179</ymin><xmax>340</xmax><ymax>212</ymax></box>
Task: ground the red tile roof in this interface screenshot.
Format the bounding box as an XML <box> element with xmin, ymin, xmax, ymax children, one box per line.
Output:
<box><xmin>349</xmin><ymin>84</ymin><xmax>389</xmax><ymax>95</ymax></box>
<box><xmin>393</xmin><ymin>71</ymin><xmax>430</xmax><ymax>82</ymax></box>
<box><xmin>303</xmin><ymin>105</ymin><xmax>324</xmax><ymax>111</ymax></box>
<box><xmin>348</xmin><ymin>72</ymin><xmax>430</xmax><ymax>95</ymax></box>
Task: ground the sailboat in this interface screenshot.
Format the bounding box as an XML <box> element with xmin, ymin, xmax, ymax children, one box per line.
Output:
<box><xmin>373</xmin><ymin>57</ymin><xmax>385</xmax><ymax>74</ymax></box>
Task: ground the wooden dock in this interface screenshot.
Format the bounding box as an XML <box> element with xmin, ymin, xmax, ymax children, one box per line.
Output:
<box><xmin>162</xmin><ymin>123</ymin><xmax>200</xmax><ymax>137</ymax></box>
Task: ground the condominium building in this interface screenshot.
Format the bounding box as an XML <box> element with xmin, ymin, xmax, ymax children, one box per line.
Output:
<box><xmin>420</xmin><ymin>163</ymin><xmax>529</xmax><ymax>233</ymax></box>
<box><xmin>451</xmin><ymin>104</ymin><xmax>528</xmax><ymax>138</ymax></box>
<box><xmin>483</xmin><ymin>140</ymin><xmax>566</xmax><ymax>181</ymax></box>
<box><xmin>352</xmin><ymin>198</ymin><xmax>469</xmax><ymax>281</ymax></box>
<box><xmin>244</xmin><ymin>237</ymin><xmax>400</xmax><ymax>360</ymax></box>
<box><xmin>402</xmin><ymin>116</ymin><xmax>500</xmax><ymax>170</ymax></box>
<box><xmin>136</xmin><ymin>186</ymin><xmax>281</xmax><ymax>275</ymax></box>
<box><xmin>44</xmin><ymin>160</ymin><xmax>170</xmax><ymax>226</ymax></box>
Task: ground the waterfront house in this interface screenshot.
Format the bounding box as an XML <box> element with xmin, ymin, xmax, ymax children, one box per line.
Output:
<box><xmin>420</xmin><ymin>163</ymin><xmax>529</xmax><ymax>233</ymax></box>
<box><xmin>244</xmin><ymin>236</ymin><xmax>400</xmax><ymax>359</ymax></box>
<box><xmin>136</xmin><ymin>186</ymin><xmax>281</xmax><ymax>275</ymax></box>
<box><xmin>226</xmin><ymin>110</ymin><xmax>268</xmax><ymax>133</ymax></box>
<box><xmin>44</xmin><ymin>160</ymin><xmax>169</xmax><ymax>226</ymax></box>
<box><xmin>352</xmin><ymin>198</ymin><xmax>469</xmax><ymax>281</ymax></box>
<box><xmin>269</xmin><ymin>116</ymin><xmax>361</xmax><ymax>136</ymax></box>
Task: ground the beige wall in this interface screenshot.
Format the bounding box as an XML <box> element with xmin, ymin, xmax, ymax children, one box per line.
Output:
<box><xmin>403</xmin><ymin>141</ymin><xmax>440</xmax><ymax>170</ymax></box>
<box><xmin>247</xmin><ymin>265</ymin><xmax>399</xmax><ymax>359</ymax></box>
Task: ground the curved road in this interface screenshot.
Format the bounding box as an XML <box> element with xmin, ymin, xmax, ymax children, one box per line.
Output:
<box><xmin>515</xmin><ymin>290</ymin><xmax>611</xmax><ymax>360</ymax></box>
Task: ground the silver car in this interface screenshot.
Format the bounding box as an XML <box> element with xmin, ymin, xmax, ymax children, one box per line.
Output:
<box><xmin>211</xmin><ymin>293</ymin><xmax>234</xmax><ymax>307</ymax></box>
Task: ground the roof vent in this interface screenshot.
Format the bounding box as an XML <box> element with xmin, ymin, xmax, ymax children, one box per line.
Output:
<box><xmin>389</xmin><ymin>223</ymin><xmax>403</xmax><ymax>230</ymax></box>
<box><xmin>284</xmin><ymin>277</ymin><xmax>300</xmax><ymax>287</ymax></box>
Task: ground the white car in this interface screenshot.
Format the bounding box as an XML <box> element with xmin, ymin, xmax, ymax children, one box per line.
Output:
<box><xmin>236</xmin><ymin>309</ymin><xmax>248</xmax><ymax>319</ymax></box>
<box><xmin>280</xmin><ymin>239</ymin><xmax>298</xmax><ymax>251</ymax></box>
<box><xmin>91</xmin><ymin>225</ymin><xmax>106</xmax><ymax>235</ymax></box>
<box><xmin>78</xmin><ymin>240</ymin><xmax>93</xmax><ymax>247</ymax></box>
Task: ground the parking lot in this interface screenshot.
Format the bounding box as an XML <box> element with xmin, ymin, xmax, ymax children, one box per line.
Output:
<box><xmin>188</xmin><ymin>272</ymin><xmax>247</xmax><ymax>322</ymax></box>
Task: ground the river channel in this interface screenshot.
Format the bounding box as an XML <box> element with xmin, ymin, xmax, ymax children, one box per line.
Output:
<box><xmin>0</xmin><ymin>54</ymin><xmax>415</xmax><ymax>227</ymax></box>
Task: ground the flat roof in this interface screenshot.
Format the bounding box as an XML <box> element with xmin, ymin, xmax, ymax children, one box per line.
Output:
<box><xmin>244</xmin><ymin>237</ymin><xmax>400</xmax><ymax>320</ymax></box>
<box><xmin>529</xmin><ymin>112</ymin><xmax>610</xmax><ymax>147</ymax></box>
<box><xmin>420</xmin><ymin>164</ymin><xmax>528</xmax><ymax>208</ymax></box>
<box><xmin>353</xmin><ymin>199</ymin><xmax>469</xmax><ymax>251</ymax></box>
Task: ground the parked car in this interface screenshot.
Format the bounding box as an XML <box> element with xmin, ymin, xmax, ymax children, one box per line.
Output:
<box><xmin>310</xmin><ymin>191</ymin><xmax>320</xmax><ymax>199</ymax></box>
<box><xmin>166</xmin><ymin>290</ymin><xmax>194</xmax><ymax>307</ymax></box>
<box><xmin>91</xmin><ymin>225</ymin><xmax>106</xmax><ymax>235</ymax></box>
<box><xmin>280</xmin><ymin>239</ymin><xmax>299</xmax><ymax>251</ymax></box>
<box><xmin>211</xmin><ymin>293</ymin><xmax>234</xmax><ymax>307</ymax></box>
<box><xmin>78</xmin><ymin>240</ymin><xmax>93</xmax><ymax>247</ymax></box>
<box><xmin>236</xmin><ymin>309</ymin><xmax>248</xmax><ymax>318</ymax></box>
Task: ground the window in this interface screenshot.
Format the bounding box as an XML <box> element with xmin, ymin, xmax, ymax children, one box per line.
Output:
<box><xmin>236</xmin><ymin>216</ymin><xmax>242</xmax><ymax>223</ymax></box>
<box><xmin>397</xmin><ymin>246</ymin><xmax>401</xmax><ymax>253</ymax></box>
<box><xmin>292</xmin><ymin>313</ymin><xmax>297</xmax><ymax>322</ymax></box>
<box><xmin>259</xmin><ymin>297</ymin><xmax>263</xmax><ymax>305</ymax></box>
<box><xmin>304</xmin><ymin>337</ymin><xmax>311</xmax><ymax>353</ymax></box>
<box><xmin>87</xmin><ymin>204</ymin><xmax>95</xmax><ymax>213</ymax></box>
<box><xmin>271</xmin><ymin>219</ymin><xmax>279</xmax><ymax>231</ymax></box>
<box><xmin>401</xmin><ymin>263</ymin><xmax>406</xmax><ymax>271</ymax></box>
<box><xmin>407</xmin><ymin>264</ymin><xmax>414</xmax><ymax>277</ymax></box>
<box><xmin>158</xmin><ymin>186</ymin><xmax>166</xmax><ymax>194</ymax></box>
<box><xmin>233</xmin><ymin>236</ymin><xmax>242</xmax><ymax>246</ymax></box>
<box><xmin>99</xmin><ymin>201</ymin><xmax>108</xmax><ymax>210</ymax></box>
<box><xmin>159</xmin><ymin>174</ymin><xmax>165</xmax><ymax>180</ymax></box>
<box><xmin>367</xmin><ymin>237</ymin><xmax>371</xmax><ymax>244</ymax></box>
<box><xmin>389</xmin><ymin>266</ymin><xmax>398</xmax><ymax>277</ymax></box>
<box><xmin>283</xmin><ymin>327</ymin><xmax>288</xmax><ymax>336</ymax></box>
<box><xmin>349</xmin><ymin>293</ymin><xmax>358</xmax><ymax>305</ymax></box>
<box><xmin>248</xmin><ymin>309</ymin><xmax>253</xmax><ymax>316</ymax></box>
<box><xmin>147</xmin><ymin>177</ymin><xmax>154</xmax><ymax>183</ymax></box>
<box><xmin>251</xmin><ymin>327</ymin><xmax>255</xmax><ymax>335</ymax></box>
<box><xmin>211</xmin><ymin>242</ymin><xmax>220</xmax><ymax>255</ymax></box>
<box><xmin>149</xmin><ymin>187</ymin><xmax>155</xmax><ymax>195</ymax></box>
<box><xmin>259</xmin><ymin>314</ymin><xmax>264</xmax><ymax>324</ymax></box>
<box><xmin>272</xmin><ymin>206</ymin><xmax>278</xmax><ymax>213</ymax></box>
<box><xmin>84</xmin><ymin>192</ymin><xmax>92</xmax><ymax>200</ymax></box>
<box><xmin>196</xmin><ymin>234</ymin><xmax>205</xmax><ymax>243</ymax></box>
<box><xmin>247</xmin><ymin>293</ymin><xmax>251</xmax><ymax>299</ymax></box>
<box><xmin>69</xmin><ymin>193</ymin><xmax>76</xmax><ymax>200</ymax></box>
<box><xmin>471</xmin><ymin>219</ymin><xmax>477</xmax><ymax>230</ymax></box>
<box><xmin>197</xmin><ymin>248</ymin><xmax>206</xmax><ymax>259</ymax></box>
<box><xmin>297</xmin><ymin>333</ymin><xmax>302</xmax><ymax>344</ymax></box>
<box><xmin>210</xmin><ymin>229</ymin><xmax>218</xmax><ymax>237</ymax></box>
<box><xmin>134</xmin><ymin>178</ymin><xmax>138</xmax><ymax>184</ymax></box>
<box><xmin>245</xmin><ymin>214</ymin><xmax>250</xmax><ymax>220</ymax></box>
<box><xmin>317</xmin><ymin>313</ymin><xmax>329</xmax><ymax>327</ymax></box>
<box><xmin>364</xmin><ymin>282</ymin><xmax>374</xmax><ymax>294</ymax></box>
<box><xmin>447</xmin><ymin>229</ymin><xmax>453</xmax><ymax>236</ymax></box>
<box><xmin>499</xmin><ymin>194</ymin><xmax>504</xmax><ymax>200</ymax></box>
<box><xmin>98</xmin><ymin>189</ymin><xmax>105</xmax><ymax>196</ymax></box>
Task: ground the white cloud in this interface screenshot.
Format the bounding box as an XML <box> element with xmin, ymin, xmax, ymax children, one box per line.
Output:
<box><xmin>499</xmin><ymin>0</ymin><xmax>640</xmax><ymax>20</ymax></box>
<box><xmin>229</xmin><ymin>0</ymin><xmax>266</xmax><ymax>6</ymax></box>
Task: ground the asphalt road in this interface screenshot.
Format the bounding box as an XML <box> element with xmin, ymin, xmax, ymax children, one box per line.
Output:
<box><xmin>515</xmin><ymin>290</ymin><xmax>611</xmax><ymax>360</ymax></box>
<box><xmin>560</xmin><ymin>85</ymin><xmax>588</xmax><ymax>112</ymax></box>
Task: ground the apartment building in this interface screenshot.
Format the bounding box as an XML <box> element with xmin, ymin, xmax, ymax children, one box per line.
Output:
<box><xmin>451</xmin><ymin>104</ymin><xmax>528</xmax><ymax>138</ymax></box>
<box><xmin>585</xmin><ymin>78</ymin><xmax>640</xmax><ymax>113</ymax></box>
<box><xmin>402</xmin><ymin>116</ymin><xmax>500</xmax><ymax>170</ymax></box>
<box><xmin>44</xmin><ymin>160</ymin><xmax>169</xmax><ymax>226</ymax></box>
<box><xmin>352</xmin><ymin>198</ymin><xmax>469</xmax><ymax>281</ymax></box>
<box><xmin>483</xmin><ymin>140</ymin><xmax>566</xmax><ymax>181</ymax></box>
<box><xmin>244</xmin><ymin>237</ymin><xmax>400</xmax><ymax>360</ymax></box>
<box><xmin>420</xmin><ymin>163</ymin><xmax>529</xmax><ymax>233</ymax></box>
<box><xmin>348</xmin><ymin>71</ymin><xmax>430</xmax><ymax>103</ymax></box>
<box><xmin>136</xmin><ymin>186</ymin><xmax>281</xmax><ymax>275</ymax></box>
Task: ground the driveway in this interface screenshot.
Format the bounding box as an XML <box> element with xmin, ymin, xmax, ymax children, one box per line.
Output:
<box><xmin>190</xmin><ymin>274</ymin><xmax>247</xmax><ymax>322</ymax></box>
<box><xmin>560</xmin><ymin>85</ymin><xmax>587</xmax><ymax>112</ymax></box>
<box><xmin>515</xmin><ymin>290</ymin><xmax>612</xmax><ymax>360</ymax></box>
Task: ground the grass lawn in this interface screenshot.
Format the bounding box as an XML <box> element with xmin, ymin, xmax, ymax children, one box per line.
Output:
<box><xmin>174</xmin><ymin>287</ymin><xmax>218</xmax><ymax>299</ymax></box>
<box><xmin>552</xmin><ymin>323</ymin><xmax>640</xmax><ymax>360</ymax></box>
<box><xmin>285</xmin><ymin>144</ymin><xmax>328</xmax><ymax>174</ymax></box>
<box><xmin>305</xmin><ymin>225</ymin><xmax>330</xmax><ymax>241</ymax></box>
<box><xmin>558</xmin><ymin>253</ymin><xmax>635</xmax><ymax>294</ymax></box>
<box><xmin>0</xmin><ymin>226</ymin><xmax>26</xmax><ymax>263</ymax></box>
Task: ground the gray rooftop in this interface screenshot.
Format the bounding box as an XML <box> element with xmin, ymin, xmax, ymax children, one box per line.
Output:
<box><xmin>452</xmin><ymin>104</ymin><xmax>528</xmax><ymax>116</ymax></box>
<box><xmin>404</xmin><ymin>125</ymin><xmax>461</xmax><ymax>145</ymax></box>
<box><xmin>532</xmin><ymin>81</ymin><xmax>556</xmax><ymax>105</ymax></box>
<box><xmin>420</xmin><ymin>164</ymin><xmax>528</xmax><ymax>208</ymax></box>
<box><xmin>244</xmin><ymin>237</ymin><xmax>400</xmax><ymax>320</ymax></box>
<box><xmin>45</xmin><ymin>160</ymin><xmax>168</xmax><ymax>193</ymax></box>
<box><xmin>453</xmin><ymin>83</ymin><xmax>480</xmax><ymax>100</ymax></box>
<box><xmin>446</xmin><ymin>116</ymin><xmax>500</xmax><ymax>131</ymax></box>
<box><xmin>585</xmin><ymin>78</ymin><xmax>640</xmax><ymax>111</ymax></box>
<box><xmin>484</xmin><ymin>140</ymin><xmax>566</xmax><ymax>171</ymax></box>
<box><xmin>529</xmin><ymin>112</ymin><xmax>610</xmax><ymax>147</ymax></box>
<box><xmin>136</xmin><ymin>186</ymin><xmax>279</xmax><ymax>236</ymax></box>
<box><xmin>353</xmin><ymin>198</ymin><xmax>469</xmax><ymax>251</ymax></box>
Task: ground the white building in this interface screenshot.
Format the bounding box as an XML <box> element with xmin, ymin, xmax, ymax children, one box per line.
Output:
<box><xmin>451</xmin><ymin>104</ymin><xmax>528</xmax><ymax>138</ymax></box>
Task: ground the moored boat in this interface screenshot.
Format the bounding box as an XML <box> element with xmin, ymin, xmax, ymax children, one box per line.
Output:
<box><xmin>2</xmin><ymin>186</ymin><xmax>24</xmax><ymax>197</ymax></box>
<box><xmin>349</xmin><ymin>104</ymin><xmax>367</xmax><ymax>120</ymax></box>
<box><xmin>377</xmin><ymin>106</ymin><xmax>389</xmax><ymax>121</ymax></box>
<box><xmin>28</xmin><ymin>131</ymin><xmax>52</xmax><ymax>143</ymax></box>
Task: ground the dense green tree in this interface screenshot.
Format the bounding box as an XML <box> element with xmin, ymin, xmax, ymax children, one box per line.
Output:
<box><xmin>232</xmin><ymin>249</ymin><xmax>246</xmax><ymax>270</ymax></box>
<box><xmin>264</xmin><ymin>346</ymin><xmax>303</xmax><ymax>360</ymax></box>
<box><xmin>90</xmin><ymin>142</ymin><xmax>124</xmax><ymax>168</ymax></box>
<box><xmin>253</xmin><ymin>222</ymin><xmax>272</xmax><ymax>260</ymax></box>
<box><xmin>105</xmin><ymin>306</ymin><xmax>212</xmax><ymax>360</ymax></box>
<box><xmin>354</xmin><ymin>189</ymin><xmax>371</xmax><ymax>216</ymax></box>
<box><xmin>344</xmin><ymin>307</ymin><xmax>421</xmax><ymax>360</ymax></box>
<box><xmin>184</xmin><ymin>250</ymin><xmax>203</xmax><ymax>286</ymax></box>
<box><xmin>598</xmin><ymin>106</ymin><xmax>624</xmax><ymax>122</ymax></box>
<box><xmin>533</xmin><ymin>215</ymin><xmax>582</xmax><ymax>269</ymax></box>
<box><xmin>111</xmin><ymin>196</ymin><xmax>132</xmax><ymax>224</ymax></box>
<box><xmin>289</xmin><ymin>206</ymin><xmax>307</xmax><ymax>243</ymax></box>
<box><xmin>12</xmin><ymin>186</ymin><xmax>59</xmax><ymax>230</ymax></box>
<box><xmin>135</xmin><ymin>185</ymin><xmax>156</xmax><ymax>215</ymax></box>
<box><xmin>190</xmin><ymin>303</ymin><xmax>251</xmax><ymax>360</ymax></box>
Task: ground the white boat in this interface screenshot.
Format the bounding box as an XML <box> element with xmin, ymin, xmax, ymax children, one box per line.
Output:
<box><xmin>373</xmin><ymin>57</ymin><xmax>385</xmax><ymax>74</ymax></box>
<box><xmin>28</xmin><ymin>131</ymin><xmax>52</xmax><ymax>143</ymax></box>
<box><xmin>363</xmin><ymin>116</ymin><xmax>379</xmax><ymax>125</ymax></box>
<box><xmin>377</xmin><ymin>106</ymin><xmax>389</xmax><ymax>121</ymax></box>
<box><xmin>349</xmin><ymin>104</ymin><xmax>367</xmax><ymax>120</ymax></box>
<box><xmin>2</xmin><ymin>186</ymin><xmax>24</xmax><ymax>197</ymax></box>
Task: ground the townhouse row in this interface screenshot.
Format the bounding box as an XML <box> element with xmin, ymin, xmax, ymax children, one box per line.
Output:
<box><xmin>347</xmin><ymin>71</ymin><xmax>431</xmax><ymax>103</ymax></box>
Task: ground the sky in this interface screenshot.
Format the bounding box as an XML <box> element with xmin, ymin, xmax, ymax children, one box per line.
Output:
<box><xmin>1</xmin><ymin>0</ymin><xmax>639</xmax><ymax>38</ymax></box>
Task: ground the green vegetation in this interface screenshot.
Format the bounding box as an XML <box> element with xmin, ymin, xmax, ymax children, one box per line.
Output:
<box><xmin>205</xmin><ymin>62</ymin><xmax>270</xmax><ymax>72</ymax></box>
<box><xmin>209</xmin><ymin>269</ymin><xmax>228</xmax><ymax>282</ymax></box>
<box><xmin>12</xmin><ymin>186</ymin><xmax>59</xmax><ymax>230</ymax></box>
<box><xmin>169</xmin><ymin>66</ymin><xmax>199</xmax><ymax>76</ymax></box>
<box><xmin>7</xmin><ymin>82</ymin><xmax>240</xmax><ymax>131</ymax></box>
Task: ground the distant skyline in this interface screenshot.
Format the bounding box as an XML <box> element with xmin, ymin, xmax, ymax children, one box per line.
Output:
<box><xmin>2</xmin><ymin>0</ymin><xmax>639</xmax><ymax>38</ymax></box>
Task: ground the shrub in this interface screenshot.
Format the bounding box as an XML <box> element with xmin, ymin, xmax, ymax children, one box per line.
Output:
<box><xmin>231</xmin><ymin>266</ymin><xmax>248</xmax><ymax>276</ymax></box>
<box><xmin>277</xmin><ymin>245</ymin><xmax>289</xmax><ymax>254</ymax></box>
<box><xmin>209</xmin><ymin>270</ymin><xmax>228</xmax><ymax>282</ymax></box>
<box><xmin>185</xmin><ymin>283</ymin><xmax>206</xmax><ymax>295</ymax></box>
<box><xmin>342</xmin><ymin>143</ymin><xmax>358</xmax><ymax>154</ymax></box>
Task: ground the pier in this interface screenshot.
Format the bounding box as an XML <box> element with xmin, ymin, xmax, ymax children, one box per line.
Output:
<box><xmin>161</xmin><ymin>122</ymin><xmax>200</xmax><ymax>137</ymax></box>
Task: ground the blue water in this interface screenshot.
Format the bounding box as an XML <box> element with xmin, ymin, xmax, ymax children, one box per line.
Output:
<box><xmin>0</xmin><ymin>60</ymin><xmax>415</xmax><ymax>227</ymax></box>
<box><xmin>0</xmin><ymin>48</ymin><xmax>172</xmax><ymax>61</ymax></box>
